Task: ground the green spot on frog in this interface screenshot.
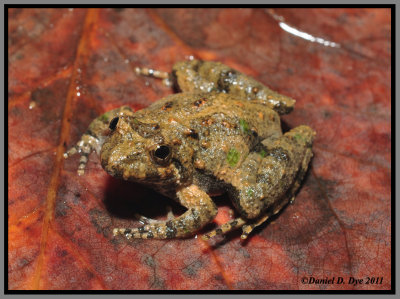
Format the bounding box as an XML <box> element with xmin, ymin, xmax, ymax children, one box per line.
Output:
<box><xmin>239</xmin><ymin>119</ymin><xmax>250</xmax><ymax>134</ymax></box>
<box><xmin>227</xmin><ymin>148</ymin><xmax>240</xmax><ymax>167</ymax></box>
<box><xmin>246</xmin><ymin>187</ymin><xmax>254</xmax><ymax>197</ymax></box>
<box><xmin>259</xmin><ymin>149</ymin><xmax>267</xmax><ymax>158</ymax></box>
<box><xmin>99</xmin><ymin>111</ymin><xmax>111</xmax><ymax>122</ymax></box>
<box><xmin>294</xmin><ymin>133</ymin><xmax>304</xmax><ymax>142</ymax></box>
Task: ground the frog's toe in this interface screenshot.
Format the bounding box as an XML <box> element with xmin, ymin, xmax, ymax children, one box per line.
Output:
<box><xmin>63</xmin><ymin>146</ymin><xmax>78</xmax><ymax>158</ymax></box>
<box><xmin>202</xmin><ymin>217</ymin><xmax>246</xmax><ymax>240</ymax></box>
<box><xmin>113</xmin><ymin>220</ymin><xmax>180</xmax><ymax>239</ymax></box>
<box><xmin>65</xmin><ymin>134</ymin><xmax>101</xmax><ymax>175</ymax></box>
<box><xmin>113</xmin><ymin>227</ymin><xmax>155</xmax><ymax>239</ymax></box>
<box><xmin>133</xmin><ymin>213</ymin><xmax>158</xmax><ymax>224</ymax></box>
<box><xmin>240</xmin><ymin>212</ymin><xmax>273</xmax><ymax>240</ymax></box>
<box><xmin>240</xmin><ymin>224</ymin><xmax>253</xmax><ymax>240</ymax></box>
<box><xmin>77</xmin><ymin>153</ymin><xmax>90</xmax><ymax>176</ymax></box>
<box><xmin>166</xmin><ymin>205</ymin><xmax>174</xmax><ymax>220</ymax></box>
<box><xmin>133</xmin><ymin>207</ymin><xmax>174</xmax><ymax>224</ymax></box>
<box><xmin>64</xmin><ymin>145</ymin><xmax>89</xmax><ymax>176</ymax></box>
<box><xmin>135</xmin><ymin>66</ymin><xmax>171</xmax><ymax>86</ymax></box>
<box><xmin>64</xmin><ymin>148</ymin><xmax>90</xmax><ymax>176</ymax></box>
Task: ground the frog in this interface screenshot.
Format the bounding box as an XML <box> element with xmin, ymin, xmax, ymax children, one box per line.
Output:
<box><xmin>64</xmin><ymin>59</ymin><xmax>315</xmax><ymax>240</ymax></box>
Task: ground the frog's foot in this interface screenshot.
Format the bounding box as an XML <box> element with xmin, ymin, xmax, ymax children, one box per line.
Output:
<box><xmin>240</xmin><ymin>214</ymin><xmax>270</xmax><ymax>240</ymax></box>
<box><xmin>135</xmin><ymin>66</ymin><xmax>172</xmax><ymax>87</ymax></box>
<box><xmin>112</xmin><ymin>208</ymin><xmax>206</xmax><ymax>240</ymax></box>
<box><xmin>64</xmin><ymin>134</ymin><xmax>101</xmax><ymax>176</ymax></box>
<box><xmin>201</xmin><ymin>217</ymin><xmax>247</xmax><ymax>240</ymax></box>
<box><xmin>64</xmin><ymin>106</ymin><xmax>134</xmax><ymax>176</ymax></box>
<box><xmin>203</xmin><ymin>191</ymin><xmax>295</xmax><ymax>241</ymax></box>
<box><xmin>113</xmin><ymin>185</ymin><xmax>218</xmax><ymax>239</ymax></box>
<box><xmin>201</xmin><ymin>213</ymin><xmax>271</xmax><ymax>240</ymax></box>
<box><xmin>133</xmin><ymin>206</ymin><xmax>175</xmax><ymax>224</ymax></box>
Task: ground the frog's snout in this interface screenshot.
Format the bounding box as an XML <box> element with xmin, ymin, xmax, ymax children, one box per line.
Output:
<box><xmin>100</xmin><ymin>134</ymin><xmax>155</xmax><ymax>181</ymax></box>
<box><xmin>100</xmin><ymin>142</ymin><xmax>123</xmax><ymax>179</ymax></box>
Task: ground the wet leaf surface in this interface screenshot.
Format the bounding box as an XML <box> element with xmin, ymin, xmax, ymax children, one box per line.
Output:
<box><xmin>8</xmin><ymin>8</ymin><xmax>391</xmax><ymax>290</ymax></box>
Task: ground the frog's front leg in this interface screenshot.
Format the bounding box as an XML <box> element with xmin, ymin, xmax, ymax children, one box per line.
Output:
<box><xmin>64</xmin><ymin>106</ymin><xmax>133</xmax><ymax>175</ymax></box>
<box><xmin>113</xmin><ymin>185</ymin><xmax>218</xmax><ymax>239</ymax></box>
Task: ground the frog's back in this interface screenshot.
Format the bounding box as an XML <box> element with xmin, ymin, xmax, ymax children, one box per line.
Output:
<box><xmin>134</xmin><ymin>92</ymin><xmax>282</xmax><ymax>192</ymax></box>
<box><xmin>172</xmin><ymin>60</ymin><xmax>296</xmax><ymax>115</ymax></box>
<box><xmin>135</xmin><ymin>92</ymin><xmax>281</xmax><ymax>142</ymax></box>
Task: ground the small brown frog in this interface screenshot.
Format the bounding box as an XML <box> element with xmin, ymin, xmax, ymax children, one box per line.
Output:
<box><xmin>65</xmin><ymin>59</ymin><xmax>315</xmax><ymax>240</ymax></box>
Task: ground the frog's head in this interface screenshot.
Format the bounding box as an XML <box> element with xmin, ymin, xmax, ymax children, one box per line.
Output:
<box><xmin>100</xmin><ymin>115</ymin><xmax>193</xmax><ymax>189</ymax></box>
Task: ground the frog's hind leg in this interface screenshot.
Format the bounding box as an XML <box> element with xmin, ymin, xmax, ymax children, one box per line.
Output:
<box><xmin>241</xmin><ymin>137</ymin><xmax>315</xmax><ymax>239</ymax></box>
<box><xmin>285</xmin><ymin>141</ymin><xmax>314</xmax><ymax>205</ymax></box>
<box><xmin>113</xmin><ymin>185</ymin><xmax>218</xmax><ymax>239</ymax></box>
<box><xmin>210</xmin><ymin>125</ymin><xmax>315</xmax><ymax>241</ymax></box>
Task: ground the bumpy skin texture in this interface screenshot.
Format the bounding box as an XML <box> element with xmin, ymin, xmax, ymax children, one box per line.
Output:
<box><xmin>65</xmin><ymin>59</ymin><xmax>315</xmax><ymax>240</ymax></box>
<box><xmin>172</xmin><ymin>60</ymin><xmax>296</xmax><ymax>115</ymax></box>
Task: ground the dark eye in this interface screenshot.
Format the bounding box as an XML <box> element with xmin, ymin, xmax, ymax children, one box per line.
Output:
<box><xmin>151</xmin><ymin>145</ymin><xmax>172</xmax><ymax>165</ymax></box>
<box><xmin>109</xmin><ymin>117</ymin><xmax>119</xmax><ymax>130</ymax></box>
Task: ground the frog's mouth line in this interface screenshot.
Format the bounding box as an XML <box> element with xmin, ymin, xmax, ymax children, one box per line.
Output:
<box><xmin>102</xmin><ymin>163</ymin><xmax>124</xmax><ymax>180</ymax></box>
<box><xmin>120</xmin><ymin>159</ymin><xmax>190</xmax><ymax>189</ymax></box>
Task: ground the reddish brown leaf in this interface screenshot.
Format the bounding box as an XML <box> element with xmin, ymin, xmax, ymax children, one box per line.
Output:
<box><xmin>8</xmin><ymin>8</ymin><xmax>391</xmax><ymax>290</ymax></box>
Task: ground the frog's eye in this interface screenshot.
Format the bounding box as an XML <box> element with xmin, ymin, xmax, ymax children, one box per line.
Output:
<box><xmin>109</xmin><ymin>117</ymin><xmax>119</xmax><ymax>131</ymax></box>
<box><xmin>151</xmin><ymin>145</ymin><xmax>172</xmax><ymax>165</ymax></box>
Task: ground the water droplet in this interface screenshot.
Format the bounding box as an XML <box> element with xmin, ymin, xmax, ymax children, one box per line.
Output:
<box><xmin>29</xmin><ymin>101</ymin><xmax>36</xmax><ymax>110</ymax></box>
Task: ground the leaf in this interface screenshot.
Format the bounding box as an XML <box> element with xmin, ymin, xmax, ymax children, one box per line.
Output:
<box><xmin>8</xmin><ymin>8</ymin><xmax>391</xmax><ymax>290</ymax></box>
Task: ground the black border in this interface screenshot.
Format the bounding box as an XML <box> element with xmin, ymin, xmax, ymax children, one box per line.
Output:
<box><xmin>5</xmin><ymin>4</ymin><xmax>396</xmax><ymax>294</ymax></box>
